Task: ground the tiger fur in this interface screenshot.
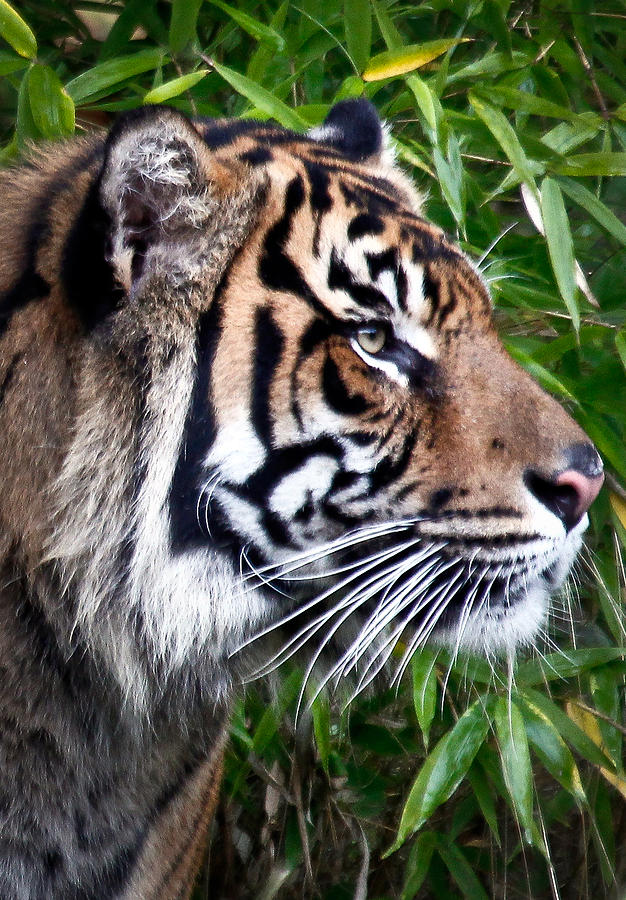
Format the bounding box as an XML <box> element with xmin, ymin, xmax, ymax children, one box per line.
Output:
<box><xmin>0</xmin><ymin>99</ymin><xmax>603</xmax><ymax>898</ymax></box>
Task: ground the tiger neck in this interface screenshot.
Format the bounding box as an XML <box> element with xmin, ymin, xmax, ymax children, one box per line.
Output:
<box><xmin>0</xmin><ymin>569</ymin><xmax>230</xmax><ymax>899</ymax></box>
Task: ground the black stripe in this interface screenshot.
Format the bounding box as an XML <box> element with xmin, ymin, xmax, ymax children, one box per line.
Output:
<box><xmin>366</xmin><ymin>248</ymin><xmax>396</xmax><ymax>282</ymax></box>
<box><xmin>0</xmin><ymin>215</ymin><xmax>51</xmax><ymax>341</ymax></box>
<box><xmin>347</xmin><ymin>213</ymin><xmax>384</xmax><ymax>241</ymax></box>
<box><xmin>169</xmin><ymin>290</ymin><xmax>223</xmax><ymax>553</ymax></box>
<box><xmin>370</xmin><ymin>429</ymin><xmax>417</xmax><ymax>491</ymax></box>
<box><xmin>252</xmin><ymin>307</ymin><xmax>284</xmax><ymax>447</ymax></box>
<box><xmin>304</xmin><ymin>161</ymin><xmax>332</xmax><ymax>213</ymax></box>
<box><xmin>328</xmin><ymin>249</ymin><xmax>390</xmax><ymax>311</ymax></box>
<box><xmin>259</xmin><ymin>176</ymin><xmax>329</xmax><ymax>318</ymax></box>
<box><xmin>238</xmin><ymin>146</ymin><xmax>273</xmax><ymax>165</ymax></box>
<box><xmin>0</xmin><ymin>144</ymin><xmax>104</xmax><ymax>341</ymax></box>
<box><xmin>290</xmin><ymin>318</ymin><xmax>331</xmax><ymax>428</ymax></box>
<box><xmin>61</xmin><ymin>170</ymin><xmax>125</xmax><ymax>331</ymax></box>
<box><xmin>322</xmin><ymin>354</ymin><xmax>371</xmax><ymax>416</ymax></box>
<box><xmin>239</xmin><ymin>435</ymin><xmax>344</xmax><ymax>506</ymax></box>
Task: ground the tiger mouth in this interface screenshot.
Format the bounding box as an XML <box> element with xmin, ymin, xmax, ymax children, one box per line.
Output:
<box><xmin>243</xmin><ymin>527</ymin><xmax>573</xmax><ymax>673</ymax></box>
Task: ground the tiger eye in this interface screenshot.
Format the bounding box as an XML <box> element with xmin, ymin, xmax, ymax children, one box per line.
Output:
<box><xmin>356</xmin><ymin>326</ymin><xmax>387</xmax><ymax>355</ymax></box>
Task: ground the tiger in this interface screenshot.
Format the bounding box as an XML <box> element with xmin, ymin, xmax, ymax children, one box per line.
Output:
<box><xmin>0</xmin><ymin>97</ymin><xmax>603</xmax><ymax>899</ymax></box>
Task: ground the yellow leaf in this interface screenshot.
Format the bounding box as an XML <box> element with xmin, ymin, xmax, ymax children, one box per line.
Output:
<box><xmin>609</xmin><ymin>492</ymin><xmax>626</xmax><ymax>530</ymax></box>
<box><xmin>362</xmin><ymin>38</ymin><xmax>468</xmax><ymax>82</ymax></box>
<box><xmin>566</xmin><ymin>702</ymin><xmax>626</xmax><ymax>800</ymax></box>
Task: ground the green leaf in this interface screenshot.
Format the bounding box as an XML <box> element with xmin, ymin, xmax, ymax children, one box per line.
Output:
<box><xmin>401</xmin><ymin>831</ymin><xmax>436</xmax><ymax>899</ymax></box>
<box><xmin>558</xmin><ymin>177</ymin><xmax>626</xmax><ymax>246</ymax></box>
<box><xmin>65</xmin><ymin>49</ymin><xmax>165</xmax><ymax>105</ymax></box>
<box><xmin>552</xmin><ymin>152</ymin><xmax>626</xmax><ymax>177</ymax></box>
<box><xmin>589</xmin><ymin>669</ymin><xmax>623</xmax><ymax>770</ymax></box>
<box><xmin>616</xmin><ymin>329</ymin><xmax>626</xmax><ymax>373</ymax></box>
<box><xmin>363</xmin><ymin>39</ymin><xmax>467</xmax><ymax>82</ymax></box>
<box><xmin>0</xmin><ymin>0</ymin><xmax>36</xmax><ymax>59</ymax></box>
<box><xmin>519</xmin><ymin>687</ymin><xmax>616</xmax><ymax>771</ymax></box>
<box><xmin>27</xmin><ymin>64</ymin><xmax>75</xmax><ymax>138</ymax></box>
<box><xmin>169</xmin><ymin>0</ymin><xmax>202</xmax><ymax>54</ymax></box>
<box><xmin>504</xmin><ymin>344</ymin><xmax>579</xmax><ymax>405</ymax></box>
<box><xmin>515</xmin><ymin>648</ymin><xmax>626</xmax><ymax>687</ymax></box>
<box><xmin>540</xmin><ymin>176</ymin><xmax>579</xmax><ymax>329</ymax></box>
<box><xmin>407</xmin><ymin>73</ymin><xmax>439</xmax><ymax>138</ymax></box>
<box><xmin>437</xmin><ymin>838</ymin><xmax>490</xmax><ymax>900</ymax></box>
<box><xmin>494</xmin><ymin>697</ymin><xmax>534</xmax><ymax>844</ymax></box>
<box><xmin>371</xmin><ymin>0</ymin><xmax>402</xmax><ymax>49</ymax></box>
<box><xmin>344</xmin><ymin>0</ymin><xmax>371</xmax><ymax>74</ymax></box>
<box><xmin>0</xmin><ymin>48</ymin><xmax>27</xmax><ymax>76</ymax></box>
<box><xmin>211</xmin><ymin>61</ymin><xmax>307</xmax><ymax>131</ymax></box>
<box><xmin>386</xmin><ymin>696</ymin><xmax>494</xmax><ymax>853</ymax></box>
<box><xmin>411</xmin><ymin>648</ymin><xmax>438</xmax><ymax>747</ymax></box>
<box><xmin>517</xmin><ymin>697</ymin><xmax>586</xmax><ymax>803</ymax></box>
<box><xmin>16</xmin><ymin>66</ymin><xmax>38</xmax><ymax>152</ymax></box>
<box><xmin>446</xmin><ymin>50</ymin><xmax>529</xmax><ymax>85</ymax></box>
<box><xmin>253</xmin><ymin>668</ymin><xmax>302</xmax><ymax>756</ymax></box>
<box><xmin>209</xmin><ymin>0</ymin><xmax>285</xmax><ymax>52</ymax></box>
<box><xmin>143</xmin><ymin>70</ymin><xmax>208</xmax><ymax>104</ymax></box>
<box><xmin>311</xmin><ymin>693</ymin><xmax>331</xmax><ymax>774</ymax></box>
<box><xmin>485</xmin><ymin>85</ymin><xmax>594</xmax><ymax>122</ymax></box>
<box><xmin>469</xmin><ymin>93</ymin><xmax>538</xmax><ymax>190</ymax></box>
<box><xmin>467</xmin><ymin>764</ymin><xmax>500</xmax><ymax>845</ymax></box>
<box><xmin>333</xmin><ymin>75</ymin><xmax>365</xmax><ymax>102</ymax></box>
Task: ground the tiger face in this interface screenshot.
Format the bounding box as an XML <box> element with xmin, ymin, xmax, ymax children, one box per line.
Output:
<box><xmin>170</xmin><ymin>102</ymin><xmax>603</xmax><ymax>670</ymax></box>
<box><xmin>1</xmin><ymin>101</ymin><xmax>602</xmax><ymax>706</ymax></box>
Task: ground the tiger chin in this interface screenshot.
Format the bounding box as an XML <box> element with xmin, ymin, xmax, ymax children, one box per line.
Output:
<box><xmin>0</xmin><ymin>98</ymin><xmax>602</xmax><ymax>899</ymax></box>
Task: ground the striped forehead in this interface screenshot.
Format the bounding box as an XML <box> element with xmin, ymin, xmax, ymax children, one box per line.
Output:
<box><xmin>205</xmin><ymin>122</ymin><xmax>483</xmax><ymax>332</ymax></box>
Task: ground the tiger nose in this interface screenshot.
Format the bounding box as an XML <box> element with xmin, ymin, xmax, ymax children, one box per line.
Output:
<box><xmin>524</xmin><ymin>442</ymin><xmax>604</xmax><ymax>532</ymax></box>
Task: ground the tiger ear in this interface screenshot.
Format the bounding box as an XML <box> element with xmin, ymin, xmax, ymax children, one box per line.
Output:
<box><xmin>99</xmin><ymin>106</ymin><xmax>257</xmax><ymax>292</ymax></box>
<box><xmin>308</xmin><ymin>99</ymin><xmax>388</xmax><ymax>163</ymax></box>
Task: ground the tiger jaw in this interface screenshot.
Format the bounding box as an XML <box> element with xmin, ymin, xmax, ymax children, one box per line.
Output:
<box><xmin>236</xmin><ymin>508</ymin><xmax>588</xmax><ymax>677</ymax></box>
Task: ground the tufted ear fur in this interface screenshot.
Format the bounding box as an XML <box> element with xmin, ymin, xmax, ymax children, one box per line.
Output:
<box><xmin>99</xmin><ymin>106</ymin><xmax>258</xmax><ymax>293</ymax></box>
<box><xmin>308</xmin><ymin>98</ymin><xmax>388</xmax><ymax>163</ymax></box>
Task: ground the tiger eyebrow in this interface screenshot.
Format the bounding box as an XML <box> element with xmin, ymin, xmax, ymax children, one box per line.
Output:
<box><xmin>327</xmin><ymin>249</ymin><xmax>392</xmax><ymax>312</ymax></box>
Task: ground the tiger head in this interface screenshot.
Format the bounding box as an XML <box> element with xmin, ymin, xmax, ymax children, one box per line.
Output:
<box><xmin>3</xmin><ymin>100</ymin><xmax>602</xmax><ymax>702</ymax></box>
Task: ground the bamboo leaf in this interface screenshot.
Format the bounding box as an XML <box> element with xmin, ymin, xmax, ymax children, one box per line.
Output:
<box><xmin>566</xmin><ymin>703</ymin><xmax>626</xmax><ymax>800</ymax></box>
<box><xmin>494</xmin><ymin>697</ymin><xmax>534</xmax><ymax>844</ymax></box>
<box><xmin>27</xmin><ymin>63</ymin><xmax>75</xmax><ymax>138</ymax></box>
<box><xmin>516</xmin><ymin>648</ymin><xmax>626</xmax><ymax>687</ymax></box>
<box><xmin>552</xmin><ymin>152</ymin><xmax>626</xmax><ymax>177</ymax></box>
<box><xmin>143</xmin><ymin>70</ymin><xmax>208</xmax><ymax>104</ymax></box>
<box><xmin>211</xmin><ymin>61</ymin><xmax>307</xmax><ymax>130</ymax></box>
<box><xmin>520</xmin><ymin>687</ymin><xmax>616</xmax><ymax>771</ymax></box>
<box><xmin>344</xmin><ymin>0</ymin><xmax>372</xmax><ymax>74</ymax></box>
<box><xmin>401</xmin><ymin>831</ymin><xmax>436</xmax><ymax>899</ymax></box>
<box><xmin>386</xmin><ymin>696</ymin><xmax>494</xmax><ymax>853</ymax></box>
<box><xmin>169</xmin><ymin>0</ymin><xmax>202</xmax><ymax>54</ymax></box>
<box><xmin>311</xmin><ymin>694</ymin><xmax>331</xmax><ymax>774</ymax></box>
<box><xmin>540</xmin><ymin>176</ymin><xmax>579</xmax><ymax>330</ymax></box>
<box><xmin>411</xmin><ymin>648</ymin><xmax>437</xmax><ymax>748</ymax></box>
<box><xmin>371</xmin><ymin>0</ymin><xmax>402</xmax><ymax>49</ymax></box>
<box><xmin>559</xmin><ymin>177</ymin><xmax>626</xmax><ymax>246</ymax></box>
<box><xmin>210</xmin><ymin>0</ymin><xmax>285</xmax><ymax>52</ymax></box>
<box><xmin>516</xmin><ymin>697</ymin><xmax>586</xmax><ymax>803</ymax></box>
<box><xmin>469</xmin><ymin>93</ymin><xmax>538</xmax><ymax>190</ymax></box>
<box><xmin>610</xmin><ymin>491</ymin><xmax>626</xmax><ymax>531</ymax></box>
<box><xmin>363</xmin><ymin>39</ymin><xmax>467</xmax><ymax>82</ymax></box>
<box><xmin>0</xmin><ymin>0</ymin><xmax>36</xmax><ymax>59</ymax></box>
<box><xmin>65</xmin><ymin>49</ymin><xmax>165</xmax><ymax>104</ymax></box>
<box><xmin>438</xmin><ymin>838</ymin><xmax>490</xmax><ymax>900</ymax></box>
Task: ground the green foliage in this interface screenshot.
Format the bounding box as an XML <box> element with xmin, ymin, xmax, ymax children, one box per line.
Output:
<box><xmin>2</xmin><ymin>1</ymin><xmax>625</xmax><ymax>896</ymax></box>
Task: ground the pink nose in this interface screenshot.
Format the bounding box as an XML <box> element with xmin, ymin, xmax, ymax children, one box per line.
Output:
<box><xmin>554</xmin><ymin>468</ymin><xmax>604</xmax><ymax>528</ymax></box>
<box><xmin>524</xmin><ymin>442</ymin><xmax>604</xmax><ymax>532</ymax></box>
